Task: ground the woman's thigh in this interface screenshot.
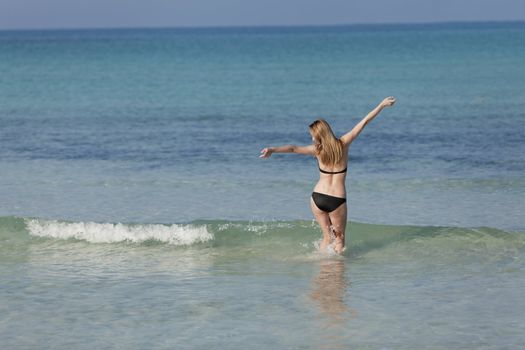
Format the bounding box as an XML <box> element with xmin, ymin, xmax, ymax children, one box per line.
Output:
<box><xmin>328</xmin><ymin>203</ymin><xmax>347</xmax><ymax>239</ymax></box>
<box><xmin>310</xmin><ymin>197</ymin><xmax>332</xmax><ymax>238</ymax></box>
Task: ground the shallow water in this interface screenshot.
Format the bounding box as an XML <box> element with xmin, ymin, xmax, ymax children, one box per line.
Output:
<box><xmin>1</xmin><ymin>217</ymin><xmax>525</xmax><ymax>349</ymax></box>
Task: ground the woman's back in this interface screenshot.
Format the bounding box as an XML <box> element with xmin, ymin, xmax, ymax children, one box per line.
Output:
<box><xmin>313</xmin><ymin>143</ymin><xmax>349</xmax><ymax>198</ymax></box>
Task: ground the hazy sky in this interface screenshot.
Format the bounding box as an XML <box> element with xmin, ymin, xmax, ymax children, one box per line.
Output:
<box><xmin>1</xmin><ymin>0</ymin><xmax>524</xmax><ymax>30</ymax></box>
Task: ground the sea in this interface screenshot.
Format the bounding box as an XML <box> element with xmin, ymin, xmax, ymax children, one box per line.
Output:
<box><xmin>1</xmin><ymin>21</ymin><xmax>524</xmax><ymax>349</ymax></box>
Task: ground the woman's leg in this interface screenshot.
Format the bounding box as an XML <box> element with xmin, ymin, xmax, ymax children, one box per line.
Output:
<box><xmin>310</xmin><ymin>197</ymin><xmax>333</xmax><ymax>252</ymax></box>
<box><xmin>328</xmin><ymin>203</ymin><xmax>347</xmax><ymax>254</ymax></box>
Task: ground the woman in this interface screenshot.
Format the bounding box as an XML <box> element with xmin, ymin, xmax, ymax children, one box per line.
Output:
<box><xmin>260</xmin><ymin>96</ymin><xmax>396</xmax><ymax>254</ymax></box>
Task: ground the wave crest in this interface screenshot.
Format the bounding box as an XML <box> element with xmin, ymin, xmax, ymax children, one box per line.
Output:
<box><xmin>25</xmin><ymin>219</ymin><xmax>214</xmax><ymax>245</ymax></box>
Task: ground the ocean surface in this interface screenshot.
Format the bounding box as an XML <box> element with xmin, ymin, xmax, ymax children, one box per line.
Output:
<box><xmin>1</xmin><ymin>21</ymin><xmax>524</xmax><ymax>349</ymax></box>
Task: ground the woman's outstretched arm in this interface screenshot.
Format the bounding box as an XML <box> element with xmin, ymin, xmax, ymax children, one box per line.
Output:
<box><xmin>259</xmin><ymin>144</ymin><xmax>315</xmax><ymax>158</ymax></box>
<box><xmin>340</xmin><ymin>96</ymin><xmax>396</xmax><ymax>147</ymax></box>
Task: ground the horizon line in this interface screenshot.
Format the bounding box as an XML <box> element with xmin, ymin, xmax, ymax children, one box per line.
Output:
<box><xmin>1</xmin><ymin>18</ymin><xmax>524</xmax><ymax>32</ymax></box>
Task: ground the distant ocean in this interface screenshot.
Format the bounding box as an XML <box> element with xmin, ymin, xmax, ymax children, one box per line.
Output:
<box><xmin>1</xmin><ymin>21</ymin><xmax>524</xmax><ymax>349</ymax></box>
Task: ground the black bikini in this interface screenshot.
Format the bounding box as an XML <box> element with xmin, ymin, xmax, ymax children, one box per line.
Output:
<box><xmin>318</xmin><ymin>166</ymin><xmax>347</xmax><ymax>175</ymax></box>
<box><xmin>312</xmin><ymin>161</ymin><xmax>347</xmax><ymax>213</ymax></box>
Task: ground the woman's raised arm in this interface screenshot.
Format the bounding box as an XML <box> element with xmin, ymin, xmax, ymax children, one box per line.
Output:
<box><xmin>259</xmin><ymin>144</ymin><xmax>315</xmax><ymax>158</ymax></box>
<box><xmin>340</xmin><ymin>96</ymin><xmax>396</xmax><ymax>147</ymax></box>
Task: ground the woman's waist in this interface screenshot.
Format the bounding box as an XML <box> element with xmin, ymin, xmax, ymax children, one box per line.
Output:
<box><xmin>312</xmin><ymin>182</ymin><xmax>346</xmax><ymax>198</ymax></box>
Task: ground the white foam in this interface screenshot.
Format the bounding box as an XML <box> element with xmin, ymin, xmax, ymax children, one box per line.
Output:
<box><xmin>25</xmin><ymin>219</ymin><xmax>213</xmax><ymax>245</ymax></box>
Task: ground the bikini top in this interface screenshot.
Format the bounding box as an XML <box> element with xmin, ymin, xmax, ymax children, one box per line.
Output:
<box><xmin>319</xmin><ymin>167</ymin><xmax>347</xmax><ymax>174</ymax></box>
<box><xmin>316</xmin><ymin>159</ymin><xmax>347</xmax><ymax>174</ymax></box>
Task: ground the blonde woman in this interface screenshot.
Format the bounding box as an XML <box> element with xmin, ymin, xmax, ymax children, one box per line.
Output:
<box><xmin>260</xmin><ymin>97</ymin><xmax>396</xmax><ymax>254</ymax></box>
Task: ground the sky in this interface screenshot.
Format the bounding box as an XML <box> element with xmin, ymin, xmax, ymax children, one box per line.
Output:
<box><xmin>1</xmin><ymin>0</ymin><xmax>525</xmax><ymax>30</ymax></box>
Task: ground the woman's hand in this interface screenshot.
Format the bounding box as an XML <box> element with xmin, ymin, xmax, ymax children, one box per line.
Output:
<box><xmin>380</xmin><ymin>96</ymin><xmax>396</xmax><ymax>108</ymax></box>
<box><xmin>259</xmin><ymin>147</ymin><xmax>274</xmax><ymax>158</ymax></box>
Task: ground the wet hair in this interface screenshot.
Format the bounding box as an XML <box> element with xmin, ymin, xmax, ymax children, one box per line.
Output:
<box><xmin>308</xmin><ymin>119</ymin><xmax>344</xmax><ymax>167</ymax></box>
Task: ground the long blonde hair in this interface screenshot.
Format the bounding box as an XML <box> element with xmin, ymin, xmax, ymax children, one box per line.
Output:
<box><xmin>309</xmin><ymin>119</ymin><xmax>344</xmax><ymax>167</ymax></box>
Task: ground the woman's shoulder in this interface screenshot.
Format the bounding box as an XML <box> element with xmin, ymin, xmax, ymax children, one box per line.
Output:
<box><xmin>338</xmin><ymin>139</ymin><xmax>350</xmax><ymax>152</ymax></box>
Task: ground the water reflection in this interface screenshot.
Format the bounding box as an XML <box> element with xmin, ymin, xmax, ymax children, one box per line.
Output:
<box><xmin>310</xmin><ymin>259</ymin><xmax>356</xmax><ymax>327</ymax></box>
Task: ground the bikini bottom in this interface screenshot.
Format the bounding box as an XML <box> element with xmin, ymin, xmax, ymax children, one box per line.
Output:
<box><xmin>311</xmin><ymin>191</ymin><xmax>346</xmax><ymax>213</ymax></box>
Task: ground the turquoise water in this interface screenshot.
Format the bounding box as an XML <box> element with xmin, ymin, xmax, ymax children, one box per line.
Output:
<box><xmin>1</xmin><ymin>21</ymin><xmax>525</xmax><ymax>348</ymax></box>
<box><xmin>1</xmin><ymin>217</ymin><xmax>525</xmax><ymax>348</ymax></box>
